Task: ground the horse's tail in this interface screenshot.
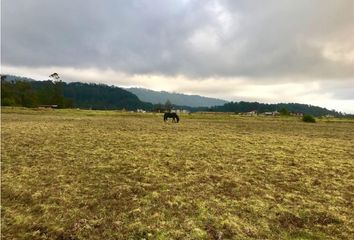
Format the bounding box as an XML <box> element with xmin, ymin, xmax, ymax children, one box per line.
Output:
<box><xmin>176</xmin><ymin>114</ymin><xmax>179</xmax><ymax>123</ymax></box>
<box><xmin>163</xmin><ymin>113</ymin><xmax>167</xmax><ymax>121</ymax></box>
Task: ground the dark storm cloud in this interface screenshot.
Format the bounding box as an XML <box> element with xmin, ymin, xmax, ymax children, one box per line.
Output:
<box><xmin>2</xmin><ymin>0</ymin><xmax>207</xmax><ymax>73</ymax></box>
<box><xmin>2</xmin><ymin>0</ymin><xmax>354</xmax><ymax>79</ymax></box>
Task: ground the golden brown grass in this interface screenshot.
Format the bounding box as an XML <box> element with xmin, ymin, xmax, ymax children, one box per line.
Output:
<box><xmin>1</xmin><ymin>108</ymin><xmax>354</xmax><ymax>239</ymax></box>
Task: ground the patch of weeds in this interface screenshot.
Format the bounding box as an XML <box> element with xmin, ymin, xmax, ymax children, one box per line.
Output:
<box><xmin>287</xmin><ymin>230</ymin><xmax>325</xmax><ymax>240</ymax></box>
<box><xmin>301</xmin><ymin>211</ymin><xmax>342</xmax><ymax>226</ymax></box>
<box><xmin>204</xmin><ymin>218</ymin><xmax>236</xmax><ymax>239</ymax></box>
<box><xmin>302</xmin><ymin>114</ymin><xmax>316</xmax><ymax>123</ymax></box>
<box><xmin>277</xmin><ymin>211</ymin><xmax>306</xmax><ymax>229</ymax></box>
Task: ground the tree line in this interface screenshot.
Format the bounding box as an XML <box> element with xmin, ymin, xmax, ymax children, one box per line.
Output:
<box><xmin>1</xmin><ymin>75</ymin><xmax>343</xmax><ymax>116</ymax></box>
<box><xmin>210</xmin><ymin>101</ymin><xmax>341</xmax><ymax>117</ymax></box>
<box><xmin>1</xmin><ymin>75</ymin><xmax>152</xmax><ymax>110</ymax></box>
<box><xmin>1</xmin><ymin>75</ymin><xmax>73</xmax><ymax>108</ymax></box>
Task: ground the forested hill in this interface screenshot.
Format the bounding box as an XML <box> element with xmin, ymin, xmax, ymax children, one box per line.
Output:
<box><xmin>1</xmin><ymin>77</ymin><xmax>153</xmax><ymax>110</ymax></box>
<box><xmin>127</xmin><ymin>87</ymin><xmax>228</xmax><ymax>107</ymax></box>
<box><xmin>211</xmin><ymin>101</ymin><xmax>341</xmax><ymax>117</ymax></box>
<box><xmin>62</xmin><ymin>82</ymin><xmax>153</xmax><ymax>110</ymax></box>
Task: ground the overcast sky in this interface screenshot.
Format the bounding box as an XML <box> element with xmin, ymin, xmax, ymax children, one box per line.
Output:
<box><xmin>2</xmin><ymin>0</ymin><xmax>354</xmax><ymax>113</ymax></box>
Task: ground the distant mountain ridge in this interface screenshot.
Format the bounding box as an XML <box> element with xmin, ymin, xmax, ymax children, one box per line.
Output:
<box><xmin>2</xmin><ymin>75</ymin><xmax>35</xmax><ymax>82</ymax></box>
<box><xmin>126</xmin><ymin>87</ymin><xmax>228</xmax><ymax>107</ymax></box>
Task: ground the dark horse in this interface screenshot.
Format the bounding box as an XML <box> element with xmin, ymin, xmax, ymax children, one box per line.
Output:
<box><xmin>164</xmin><ymin>112</ymin><xmax>179</xmax><ymax>123</ymax></box>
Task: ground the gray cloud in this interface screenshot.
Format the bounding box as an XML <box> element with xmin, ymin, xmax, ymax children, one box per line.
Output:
<box><xmin>2</xmin><ymin>0</ymin><xmax>354</xmax><ymax>113</ymax></box>
<box><xmin>2</xmin><ymin>0</ymin><xmax>354</xmax><ymax>79</ymax></box>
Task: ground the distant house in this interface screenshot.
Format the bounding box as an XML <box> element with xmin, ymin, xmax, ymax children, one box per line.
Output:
<box><xmin>172</xmin><ymin>109</ymin><xmax>190</xmax><ymax>114</ymax></box>
<box><xmin>240</xmin><ymin>110</ymin><xmax>257</xmax><ymax>116</ymax></box>
<box><xmin>136</xmin><ymin>109</ymin><xmax>146</xmax><ymax>113</ymax></box>
<box><xmin>290</xmin><ymin>112</ymin><xmax>303</xmax><ymax>117</ymax></box>
<box><xmin>263</xmin><ymin>111</ymin><xmax>280</xmax><ymax>116</ymax></box>
<box><xmin>38</xmin><ymin>105</ymin><xmax>58</xmax><ymax>109</ymax></box>
<box><xmin>249</xmin><ymin>110</ymin><xmax>257</xmax><ymax>116</ymax></box>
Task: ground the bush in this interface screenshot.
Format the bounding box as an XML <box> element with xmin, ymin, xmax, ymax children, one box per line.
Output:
<box><xmin>279</xmin><ymin>107</ymin><xmax>290</xmax><ymax>115</ymax></box>
<box><xmin>1</xmin><ymin>98</ymin><xmax>17</xmax><ymax>106</ymax></box>
<box><xmin>302</xmin><ymin>114</ymin><xmax>316</xmax><ymax>123</ymax></box>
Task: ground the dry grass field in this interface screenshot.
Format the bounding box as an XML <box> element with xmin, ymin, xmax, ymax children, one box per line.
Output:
<box><xmin>1</xmin><ymin>108</ymin><xmax>354</xmax><ymax>239</ymax></box>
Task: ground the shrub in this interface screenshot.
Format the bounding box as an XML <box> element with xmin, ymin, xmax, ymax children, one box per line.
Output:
<box><xmin>1</xmin><ymin>98</ymin><xmax>17</xmax><ymax>106</ymax></box>
<box><xmin>302</xmin><ymin>114</ymin><xmax>316</xmax><ymax>123</ymax></box>
<box><xmin>279</xmin><ymin>107</ymin><xmax>290</xmax><ymax>116</ymax></box>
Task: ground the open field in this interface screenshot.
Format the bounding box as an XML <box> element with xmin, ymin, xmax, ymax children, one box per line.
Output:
<box><xmin>1</xmin><ymin>108</ymin><xmax>354</xmax><ymax>239</ymax></box>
